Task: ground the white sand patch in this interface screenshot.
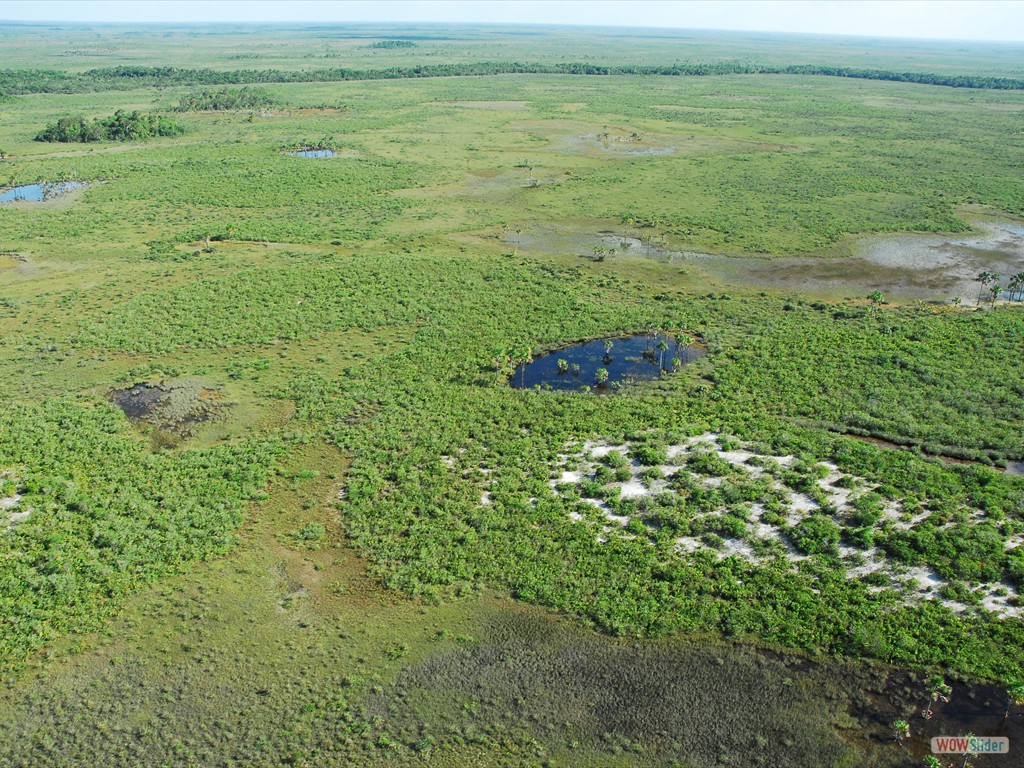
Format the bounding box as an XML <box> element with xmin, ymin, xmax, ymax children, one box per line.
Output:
<box><xmin>441</xmin><ymin>456</ymin><xmax>456</xmax><ymax>468</ymax></box>
<box><xmin>843</xmin><ymin>546</ymin><xmax>889</xmax><ymax>579</ymax></box>
<box><xmin>553</xmin><ymin>469</ymin><xmax>583</xmax><ymax>485</ymax></box>
<box><xmin>568</xmin><ymin>510</ymin><xmax>585</xmax><ymax>522</ymax></box>
<box><xmin>790</xmin><ymin>493</ymin><xmax>817</xmax><ymax>513</ymax></box>
<box><xmin>719</xmin><ymin>537</ymin><xmax>758</xmax><ymax>562</ymax></box>
<box><xmin>719</xmin><ymin>450</ymin><xmax>755</xmax><ymax>466</ymax></box>
<box><xmin>582</xmin><ymin>498</ymin><xmax>629</xmax><ymax>526</ymax></box>
<box><xmin>675</xmin><ymin>536</ymin><xmax>702</xmax><ymax>554</ymax></box>
<box><xmin>480</xmin><ymin>492</ymin><xmax>491</xmax><ymax>506</ymax></box>
<box><xmin>551</xmin><ymin>434</ymin><xmax>1023</xmax><ymax>619</ymax></box>
<box><xmin>1</xmin><ymin>493</ymin><xmax>21</xmax><ymax>511</ymax></box>
<box><xmin>584</xmin><ymin>442</ymin><xmax>628</xmax><ymax>459</ymax></box>
<box><xmin>618</xmin><ymin>478</ymin><xmax>649</xmax><ymax>499</ymax></box>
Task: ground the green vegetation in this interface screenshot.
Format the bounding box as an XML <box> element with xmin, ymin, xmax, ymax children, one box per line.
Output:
<box><xmin>0</xmin><ymin>21</ymin><xmax>1022</xmax><ymax>767</ymax></box>
<box><xmin>34</xmin><ymin>109</ymin><xmax>184</xmax><ymax>142</ymax></box>
<box><xmin>369</xmin><ymin>40</ymin><xmax>417</xmax><ymax>49</ymax></box>
<box><xmin>174</xmin><ymin>85</ymin><xmax>279</xmax><ymax>111</ymax></box>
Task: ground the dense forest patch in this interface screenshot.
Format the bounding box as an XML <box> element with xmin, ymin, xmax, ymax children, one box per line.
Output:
<box><xmin>34</xmin><ymin>109</ymin><xmax>184</xmax><ymax>142</ymax></box>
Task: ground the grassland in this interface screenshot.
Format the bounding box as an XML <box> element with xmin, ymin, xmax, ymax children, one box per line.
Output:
<box><xmin>0</xmin><ymin>22</ymin><xmax>1023</xmax><ymax>767</ymax></box>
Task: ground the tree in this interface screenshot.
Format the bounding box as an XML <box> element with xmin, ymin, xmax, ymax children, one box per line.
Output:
<box><xmin>1005</xmin><ymin>681</ymin><xmax>1024</xmax><ymax>718</ymax></box>
<box><xmin>868</xmin><ymin>290</ymin><xmax>885</xmax><ymax>305</ymax></box>
<box><xmin>951</xmin><ymin>296</ymin><xmax>962</xmax><ymax>311</ymax></box>
<box><xmin>556</xmin><ymin>358</ymin><xmax>569</xmax><ymax>374</ymax></box>
<box><xmin>656</xmin><ymin>339</ymin><xmax>670</xmax><ymax>372</ymax></box>
<box><xmin>1007</xmin><ymin>274</ymin><xmax>1024</xmax><ymax>303</ymax></box>
<box><xmin>923</xmin><ymin>675</ymin><xmax>952</xmax><ymax>719</ymax></box>
<box><xmin>989</xmin><ymin>283</ymin><xmax>1002</xmax><ymax>308</ymax></box>
<box><xmin>595</xmin><ymin>367</ymin><xmax>609</xmax><ymax>385</ymax></box>
<box><xmin>892</xmin><ymin>719</ymin><xmax>910</xmax><ymax>743</ymax></box>
<box><xmin>975</xmin><ymin>271</ymin><xmax>993</xmax><ymax>307</ymax></box>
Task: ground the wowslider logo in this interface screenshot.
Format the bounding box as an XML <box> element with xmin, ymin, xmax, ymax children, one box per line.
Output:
<box><xmin>931</xmin><ymin>736</ymin><xmax>1009</xmax><ymax>754</ymax></box>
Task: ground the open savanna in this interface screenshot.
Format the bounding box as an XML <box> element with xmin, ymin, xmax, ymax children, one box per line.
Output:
<box><xmin>1</xmin><ymin>24</ymin><xmax>1023</xmax><ymax>767</ymax></box>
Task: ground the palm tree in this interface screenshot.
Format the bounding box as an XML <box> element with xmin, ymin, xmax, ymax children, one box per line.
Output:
<box><xmin>595</xmin><ymin>367</ymin><xmax>609</xmax><ymax>386</ymax></box>
<box><xmin>656</xmin><ymin>339</ymin><xmax>669</xmax><ymax>373</ymax></box>
<box><xmin>1012</xmin><ymin>271</ymin><xmax>1024</xmax><ymax>301</ymax></box>
<box><xmin>990</xmin><ymin>283</ymin><xmax>1003</xmax><ymax>308</ymax></box>
<box><xmin>959</xmin><ymin>731</ymin><xmax>976</xmax><ymax>768</ymax></box>
<box><xmin>951</xmin><ymin>297</ymin><xmax>962</xmax><ymax>311</ymax></box>
<box><xmin>976</xmin><ymin>271</ymin><xmax>993</xmax><ymax>306</ymax></box>
<box><xmin>603</xmin><ymin>339</ymin><xmax>614</xmax><ymax>361</ymax></box>
<box><xmin>1005</xmin><ymin>681</ymin><xmax>1024</xmax><ymax>718</ymax></box>
<box><xmin>923</xmin><ymin>675</ymin><xmax>952</xmax><ymax>719</ymax></box>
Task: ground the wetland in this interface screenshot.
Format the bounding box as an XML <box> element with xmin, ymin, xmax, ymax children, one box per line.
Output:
<box><xmin>0</xmin><ymin>20</ymin><xmax>1023</xmax><ymax>768</ymax></box>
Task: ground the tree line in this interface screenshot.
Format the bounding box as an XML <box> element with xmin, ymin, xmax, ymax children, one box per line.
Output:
<box><xmin>2</xmin><ymin>61</ymin><xmax>1023</xmax><ymax>98</ymax></box>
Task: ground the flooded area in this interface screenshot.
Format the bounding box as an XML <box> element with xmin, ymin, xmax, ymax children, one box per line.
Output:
<box><xmin>289</xmin><ymin>149</ymin><xmax>336</xmax><ymax>158</ymax></box>
<box><xmin>110</xmin><ymin>379</ymin><xmax>226</xmax><ymax>438</ymax></box>
<box><xmin>0</xmin><ymin>181</ymin><xmax>85</xmax><ymax>203</ymax></box>
<box><xmin>511</xmin><ymin>333</ymin><xmax>705</xmax><ymax>391</ymax></box>
<box><xmin>501</xmin><ymin>214</ymin><xmax>1024</xmax><ymax>303</ymax></box>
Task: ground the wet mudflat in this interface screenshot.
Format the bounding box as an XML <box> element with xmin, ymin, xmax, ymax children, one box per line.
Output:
<box><xmin>511</xmin><ymin>333</ymin><xmax>705</xmax><ymax>391</ymax></box>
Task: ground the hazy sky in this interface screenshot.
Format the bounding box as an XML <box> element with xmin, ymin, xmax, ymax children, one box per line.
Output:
<box><xmin>1</xmin><ymin>1</ymin><xmax>1023</xmax><ymax>43</ymax></box>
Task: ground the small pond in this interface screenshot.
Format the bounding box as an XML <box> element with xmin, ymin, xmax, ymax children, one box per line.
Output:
<box><xmin>0</xmin><ymin>181</ymin><xmax>85</xmax><ymax>204</ymax></box>
<box><xmin>289</xmin><ymin>149</ymin><xmax>336</xmax><ymax>158</ymax></box>
<box><xmin>1005</xmin><ymin>461</ymin><xmax>1024</xmax><ymax>476</ymax></box>
<box><xmin>511</xmin><ymin>334</ymin><xmax>705</xmax><ymax>391</ymax></box>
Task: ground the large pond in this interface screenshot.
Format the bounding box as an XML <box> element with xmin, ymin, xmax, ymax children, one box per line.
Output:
<box><xmin>289</xmin><ymin>149</ymin><xmax>336</xmax><ymax>158</ymax></box>
<box><xmin>0</xmin><ymin>181</ymin><xmax>85</xmax><ymax>203</ymax></box>
<box><xmin>511</xmin><ymin>334</ymin><xmax>705</xmax><ymax>391</ymax></box>
<box><xmin>502</xmin><ymin>214</ymin><xmax>1024</xmax><ymax>303</ymax></box>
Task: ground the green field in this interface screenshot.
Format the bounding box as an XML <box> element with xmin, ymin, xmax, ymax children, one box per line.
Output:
<box><xmin>1</xmin><ymin>22</ymin><xmax>1023</xmax><ymax>767</ymax></box>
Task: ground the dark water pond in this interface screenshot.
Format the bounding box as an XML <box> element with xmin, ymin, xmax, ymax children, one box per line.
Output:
<box><xmin>1005</xmin><ymin>461</ymin><xmax>1024</xmax><ymax>476</ymax></box>
<box><xmin>110</xmin><ymin>380</ymin><xmax>225</xmax><ymax>437</ymax></box>
<box><xmin>0</xmin><ymin>181</ymin><xmax>84</xmax><ymax>203</ymax></box>
<box><xmin>289</xmin><ymin>149</ymin><xmax>336</xmax><ymax>158</ymax></box>
<box><xmin>511</xmin><ymin>334</ymin><xmax>705</xmax><ymax>391</ymax></box>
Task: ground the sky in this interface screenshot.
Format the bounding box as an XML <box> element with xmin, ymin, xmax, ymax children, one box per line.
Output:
<box><xmin>1</xmin><ymin>1</ymin><xmax>1023</xmax><ymax>43</ymax></box>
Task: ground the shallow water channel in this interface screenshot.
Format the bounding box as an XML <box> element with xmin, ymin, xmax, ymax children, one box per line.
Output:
<box><xmin>511</xmin><ymin>334</ymin><xmax>705</xmax><ymax>391</ymax></box>
<box><xmin>503</xmin><ymin>216</ymin><xmax>1024</xmax><ymax>303</ymax></box>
